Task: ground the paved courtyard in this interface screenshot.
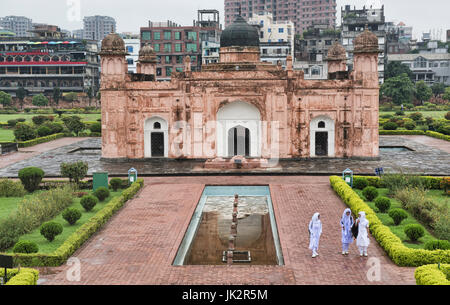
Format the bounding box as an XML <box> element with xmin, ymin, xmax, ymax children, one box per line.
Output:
<box><xmin>39</xmin><ymin>176</ymin><xmax>415</xmax><ymax>285</ymax></box>
<box><xmin>0</xmin><ymin>135</ymin><xmax>449</xmax><ymax>177</ymax></box>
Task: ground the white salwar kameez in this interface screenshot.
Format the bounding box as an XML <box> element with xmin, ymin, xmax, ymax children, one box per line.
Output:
<box><xmin>309</xmin><ymin>213</ymin><xmax>322</xmax><ymax>257</ymax></box>
<box><xmin>356</xmin><ymin>211</ymin><xmax>370</xmax><ymax>256</ymax></box>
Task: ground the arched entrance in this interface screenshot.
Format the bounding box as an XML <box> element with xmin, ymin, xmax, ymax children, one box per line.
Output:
<box><xmin>228</xmin><ymin>125</ymin><xmax>251</xmax><ymax>157</ymax></box>
<box><xmin>310</xmin><ymin>116</ymin><xmax>335</xmax><ymax>157</ymax></box>
<box><xmin>217</xmin><ymin>101</ymin><xmax>261</xmax><ymax>158</ymax></box>
<box><xmin>144</xmin><ymin>117</ymin><xmax>168</xmax><ymax>158</ymax></box>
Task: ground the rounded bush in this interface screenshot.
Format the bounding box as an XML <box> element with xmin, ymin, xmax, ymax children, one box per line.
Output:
<box><xmin>375</xmin><ymin>196</ymin><xmax>391</xmax><ymax>213</ymax></box>
<box><xmin>40</xmin><ymin>221</ymin><xmax>63</xmax><ymax>242</ymax></box>
<box><xmin>12</xmin><ymin>240</ymin><xmax>39</xmax><ymax>254</ymax></box>
<box><xmin>408</xmin><ymin>112</ymin><xmax>423</xmax><ymax>122</ymax></box>
<box><xmin>404</xmin><ymin>224</ymin><xmax>425</xmax><ymax>241</ymax></box>
<box><xmin>445</xmin><ymin>111</ymin><xmax>450</xmax><ymax>121</ymax></box>
<box><xmin>424</xmin><ymin>239</ymin><xmax>450</xmax><ymax>251</ymax></box>
<box><xmin>109</xmin><ymin>178</ymin><xmax>122</xmax><ymax>191</ymax></box>
<box><xmin>94</xmin><ymin>187</ymin><xmax>110</xmax><ymax>201</ymax></box>
<box><xmin>395</xmin><ymin>110</ymin><xmax>404</xmax><ymax>116</ymax></box>
<box><xmin>404</xmin><ymin>121</ymin><xmax>416</xmax><ymax>130</ymax></box>
<box><xmin>7</xmin><ymin>119</ymin><xmax>18</xmax><ymax>127</ymax></box>
<box><xmin>37</xmin><ymin>125</ymin><xmax>52</xmax><ymax>137</ymax></box>
<box><xmin>80</xmin><ymin>195</ymin><xmax>98</xmax><ymax>212</ymax></box>
<box><xmin>353</xmin><ymin>178</ymin><xmax>369</xmax><ymax>190</ymax></box>
<box><xmin>18</xmin><ymin>167</ymin><xmax>45</xmax><ymax>193</ymax></box>
<box><xmin>0</xmin><ymin>178</ymin><xmax>26</xmax><ymax>197</ymax></box>
<box><xmin>362</xmin><ymin>186</ymin><xmax>379</xmax><ymax>201</ymax></box>
<box><xmin>62</xmin><ymin>208</ymin><xmax>82</xmax><ymax>225</ymax></box>
<box><xmin>383</xmin><ymin>122</ymin><xmax>398</xmax><ymax>130</ymax></box>
<box><xmin>89</xmin><ymin>122</ymin><xmax>101</xmax><ymax>133</ymax></box>
<box><xmin>17</xmin><ymin>118</ymin><xmax>26</xmax><ymax>123</ymax></box>
<box><xmin>14</xmin><ymin>123</ymin><xmax>37</xmax><ymax>141</ymax></box>
<box><xmin>388</xmin><ymin>208</ymin><xmax>408</xmax><ymax>225</ymax></box>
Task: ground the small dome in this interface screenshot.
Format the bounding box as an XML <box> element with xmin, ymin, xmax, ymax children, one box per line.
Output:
<box><xmin>139</xmin><ymin>43</ymin><xmax>157</xmax><ymax>62</ymax></box>
<box><xmin>100</xmin><ymin>33</ymin><xmax>126</xmax><ymax>55</ymax></box>
<box><xmin>220</xmin><ymin>16</ymin><xmax>260</xmax><ymax>48</ymax></box>
<box><xmin>354</xmin><ymin>26</ymin><xmax>380</xmax><ymax>53</ymax></box>
<box><xmin>327</xmin><ymin>41</ymin><xmax>347</xmax><ymax>61</ymax></box>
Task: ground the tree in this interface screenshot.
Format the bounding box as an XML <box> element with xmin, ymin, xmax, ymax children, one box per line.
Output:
<box><xmin>16</xmin><ymin>87</ymin><xmax>27</xmax><ymax>110</ymax></box>
<box><xmin>431</xmin><ymin>82</ymin><xmax>446</xmax><ymax>97</ymax></box>
<box><xmin>64</xmin><ymin>92</ymin><xmax>78</xmax><ymax>108</ymax></box>
<box><xmin>385</xmin><ymin>61</ymin><xmax>413</xmax><ymax>80</ymax></box>
<box><xmin>87</xmin><ymin>87</ymin><xmax>94</xmax><ymax>107</ymax></box>
<box><xmin>442</xmin><ymin>87</ymin><xmax>450</xmax><ymax>102</ymax></box>
<box><xmin>60</xmin><ymin>161</ymin><xmax>88</xmax><ymax>185</ymax></box>
<box><xmin>0</xmin><ymin>91</ymin><xmax>12</xmax><ymax>107</ymax></box>
<box><xmin>380</xmin><ymin>73</ymin><xmax>415</xmax><ymax>105</ymax></box>
<box><xmin>415</xmin><ymin>81</ymin><xmax>432</xmax><ymax>104</ymax></box>
<box><xmin>52</xmin><ymin>87</ymin><xmax>61</xmax><ymax>106</ymax></box>
<box><xmin>32</xmin><ymin>93</ymin><xmax>49</xmax><ymax>107</ymax></box>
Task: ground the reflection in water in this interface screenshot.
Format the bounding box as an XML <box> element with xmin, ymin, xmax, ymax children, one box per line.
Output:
<box><xmin>185</xmin><ymin>196</ymin><xmax>277</xmax><ymax>265</ymax></box>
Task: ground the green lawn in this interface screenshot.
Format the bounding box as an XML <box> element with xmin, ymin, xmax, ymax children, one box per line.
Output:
<box><xmin>355</xmin><ymin>188</ymin><xmax>441</xmax><ymax>249</ymax></box>
<box><xmin>0</xmin><ymin>113</ymin><xmax>100</xmax><ymax>123</ymax></box>
<box><xmin>0</xmin><ymin>197</ymin><xmax>22</xmax><ymax>220</ymax></box>
<box><xmin>380</xmin><ymin>111</ymin><xmax>448</xmax><ymax>120</ymax></box>
<box><xmin>4</xmin><ymin>190</ymin><xmax>122</xmax><ymax>254</ymax></box>
<box><xmin>0</xmin><ymin>129</ymin><xmax>15</xmax><ymax>142</ymax></box>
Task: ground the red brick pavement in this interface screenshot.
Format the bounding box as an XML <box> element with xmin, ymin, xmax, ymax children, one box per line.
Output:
<box><xmin>40</xmin><ymin>176</ymin><xmax>416</xmax><ymax>285</ymax></box>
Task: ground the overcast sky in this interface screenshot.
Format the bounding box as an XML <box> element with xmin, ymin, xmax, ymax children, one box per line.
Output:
<box><xmin>1</xmin><ymin>0</ymin><xmax>449</xmax><ymax>41</ymax></box>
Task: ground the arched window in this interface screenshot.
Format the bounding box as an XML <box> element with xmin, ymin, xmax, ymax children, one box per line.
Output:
<box><xmin>15</xmin><ymin>56</ymin><xmax>23</xmax><ymax>62</ymax></box>
<box><xmin>6</xmin><ymin>56</ymin><xmax>13</xmax><ymax>62</ymax></box>
<box><xmin>51</xmin><ymin>56</ymin><xmax>59</xmax><ymax>62</ymax></box>
<box><xmin>318</xmin><ymin>121</ymin><xmax>325</xmax><ymax>128</ymax></box>
<box><xmin>24</xmin><ymin>56</ymin><xmax>31</xmax><ymax>62</ymax></box>
<box><xmin>43</xmin><ymin>56</ymin><xmax>50</xmax><ymax>62</ymax></box>
<box><xmin>0</xmin><ymin>56</ymin><xmax>4</xmax><ymax>62</ymax></box>
<box><xmin>153</xmin><ymin>122</ymin><xmax>161</xmax><ymax>129</ymax></box>
<box><xmin>33</xmin><ymin>56</ymin><xmax>41</xmax><ymax>62</ymax></box>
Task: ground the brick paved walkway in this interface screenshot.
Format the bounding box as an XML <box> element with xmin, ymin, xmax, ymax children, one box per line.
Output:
<box><xmin>0</xmin><ymin>137</ymin><xmax>90</xmax><ymax>169</ymax></box>
<box><xmin>40</xmin><ymin>176</ymin><xmax>415</xmax><ymax>285</ymax></box>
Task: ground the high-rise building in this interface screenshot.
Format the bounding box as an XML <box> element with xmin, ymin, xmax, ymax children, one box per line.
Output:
<box><xmin>341</xmin><ymin>5</ymin><xmax>386</xmax><ymax>83</ymax></box>
<box><xmin>140</xmin><ymin>10</ymin><xmax>221</xmax><ymax>80</ymax></box>
<box><xmin>121</xmin><ymin>33</ymin><xmax>140</xmax><ymax>73</ymax></box>
<box><xmin>386</xmin><ymin>21</ymin><xmax>413</xmax><ymax>55</ymax></box>
<box><xmin>0</xmin><ymin>16</ymin><xmax>33</xmax><ymax>37</ymax></box>
<box><xmin>83</xmin><ymin>16</ymin><xmax>116</xmax><ymax>41</ymax></box>
<box><xmin>224</xmin><ymin>0</ymin><xmax>337</xmax><ymax>35</ymax></box>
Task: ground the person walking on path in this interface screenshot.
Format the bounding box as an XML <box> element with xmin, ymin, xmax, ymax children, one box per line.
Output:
<box><xmin>340</xmin><ymin>208</ymin><xmax>354</xmax><ymax>255</ymax></box>
<box><xmin>356</xmin><ymin>211</ymin><xmax>370</xmax><ymax>257</ymax></box>
<box><xmin>309</xmin><ymin>212</ymin><xmax>322</xmax><ymax>258</ymax></box>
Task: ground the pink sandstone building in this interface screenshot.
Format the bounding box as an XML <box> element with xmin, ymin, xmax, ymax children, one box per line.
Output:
<box><xmin>100</xmin><ymin>17</ymin><xmax>380</xmax><ymax>162</ymax></box>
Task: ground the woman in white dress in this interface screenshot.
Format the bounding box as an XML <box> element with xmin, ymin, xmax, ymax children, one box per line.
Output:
<box><xmin>356</xmin><ymin>211</ymin><xmax>370</xmax><ymax>257</ymax></box>
<box><xmin>309</xmin><ymin>212</ymin><xmax>322</xmax><ymax>258</ymax></box>
<box><xmin>340</xmin><ymin>208</ymin><xmax>354</xmax><ymax>255</ymax></box>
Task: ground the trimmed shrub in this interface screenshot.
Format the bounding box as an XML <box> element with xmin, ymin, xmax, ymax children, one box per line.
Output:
<box><xmin>109</xmin><ymin>178</ymin><xmax>122</xmax><ymax>191</ymax></box>
<box><xmin>37</xmin><ymin>125</ymin><xmax>52</xmax><ymax>137</ymax></box>
<box><xmin>408</xmin><ymin>112</ymin><xmax>423</xmax><ymax>121</ymax></box>
<box><xmin>40</xmin><ymin>221</ymin><xmax>63</xmax><ymax>242</ymax></box>
<box><xmin>445</xmin><ymin>112</ymin><xmax>450</xmax><ymax>121</ymax></box>
<box><xmin>94</xmin><ymin>187</ymin><xmax>110</xmax><ymax>201</ymax></box>
<box><xmin>1</xmin><ymin>268</ymin><xmax>39</xmax><ymax>285</ymax></box>
<box><xmin>362</xmin><ymin>186</ymin><xmax>378</xmax><ymax>201</ymax></box>
<box><xmin>389</xmin><ymin>208</ymin><xmax>408</xmax><ymax>225</ymax></box>
<box><xmin>375</xmin><ymin>196</ymin><xmax>391</xmax><ymax>213</ymax></box>
<box><xmin>80</xmin><ymin>195</ymin><xmax>98</xmax><ymax>212</ymax></box>
<box><xmin>14</xmin><ymin>122</ymin><xmax>37</xmax><ymax>141</ymax></box>
<box><xmin>353</xmin><ymin>177</ymin><xmax>369</xmax><ymax>190</ymax></box>
<box><xmin>7</xmin><ymin>119</ymin><xmax>18</xmax><ymax>127</ymax></box>
<box><xmin>89</xmin><ymin>122</ymin><xmax>101</xmax><ymax>133</ymax></box>
<box><xmin>404</xmin><ymin>121</ymin><xmax>416</xmax><ymax>130</ymax></box>
<box><xmin>404</xmin><ymin>224</ymin><xmax>425</xmax><ymax>241</ymax></box>
<box><xmin>60</xmin><ymin>161</ymin><xmax>88</xmax><ymax>185</ymax></box>
<box><xmin>0</xmin><ymin>179</ymin><xmax>26</xmax><ymax>197</ymax></box>
<box><xmin>383</xmin><ymin>122</ymin><xmax>398</xmax><ymax>130</ymax></box>
<box><xmin>13</xmin><ymin>240</ymin><xmax>39</xmax><ymax>254</ymax></box>
<box><xmin>62</xmin><ymin>208</ymin><xmax>82</xmax><ymax>225</ymax></box>
<box><xmin>32</xmin><ymin>115</ymin><xmax>50</xmax><ymax>125</ymax></box>
<box><xmin>415</xmin><ymin>264</ymin><xmax>450</xmax><ymax>285</ymax></box>
<box><xmin>424</xmin><ymin>240</ymin><xmax>450</xmax><ymax>251</ymax></box>
<box><xmin>43</xmin><ymin>122</ymin><xmax>64</xmax><ymax>134</ymax></box>
<box><xmin>18</xmin><ymin>133</ymin><xmax>64</xmax><ymax>148</ymax></box>
<box><xmin>395</xmin><ymin>110</ymin><xmax>404</xmax><ymax>116</ymax></box>
<box><xmin>17</xmin><ymin>118</ymin><xmax>26</xmax><ymax>123</ymax></box>
<box><xmin>18</xmin><ymin>167</ymin><xmax>45</xmax><ymax>193</ymax></box>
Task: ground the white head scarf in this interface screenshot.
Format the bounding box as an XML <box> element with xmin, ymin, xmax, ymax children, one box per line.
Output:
<box><xmin>311</xmin><ymin>212</ymin><xmax>320</xmax><ymax>223</ymax></box>
<box><xmin>358</xmin><ymin>211</ymin><xmax>368</xmax><ymax>226</ymax></box>
<box><xmin>341</xmin><ymin>208</ymin><xmax>352</xmax><ymax>227</ymax></box>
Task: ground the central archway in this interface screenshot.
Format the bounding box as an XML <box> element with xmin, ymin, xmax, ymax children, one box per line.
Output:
<box><xmin>217</xmin><ymin>101</ymin><xmax>261</xmax><ymax>158</ymax></box>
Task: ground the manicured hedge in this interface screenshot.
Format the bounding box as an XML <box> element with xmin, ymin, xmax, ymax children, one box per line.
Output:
<box><xmin>330</xmin><ymin>176</ymin><xmax>450</xmax><ymax>267</ymax></box>
<box><xmin>0</xmin><ymin>268</ymin><xmax>39</xmax><ymax>285</ymax></box>
<box><xmin>7</xmin><ymin>178</ymin><xmax>144</xmax><ymax>267</ymax></box>
<box><xmin>415</xmin><ymin>264</ymin><xmax>450</xmax><ymax>285</ymax></box>
<box><xmin>426</xmin><ymin>131</ymin><xmax>450</xmax><ymax>142</ymax></box>
<box><xmin>18</xmin><ymin>133</ymin><xmax>64</xmax><ymax>148</ymax></box>
<box><xmin>353</xmin><ymin>175</ymin><xmax>446</xmax><ymax>190</ymax></box>
<box><xmin>379</xmin><ymin>130</ymin><xmax>426</xmax><ymax>135</ymax></box>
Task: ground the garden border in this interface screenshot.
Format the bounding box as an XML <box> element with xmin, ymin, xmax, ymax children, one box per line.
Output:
<box><xmin>0</xmin><ymin>268</ymin><xmax>39</xmax><ymax>285</ymax></box>
<box><xmin>2</xmin><ymin>178</ymin><xmax>144</xmax><ymax>267</ymax></box>
<box><xmin>353</xmin><ymin>175</ymin><xmax>445</xmax><ymax>189</ymax></box>
<box><xmin>379</xmin><ymin>130</ymin><xmax>450</xmax><ymax>141</ymax></box>
<box><xmin>17</xmin><ymin>133</ymin><xmax>65</xmax><ymax>148</ymax></box>
<box><xmin>330</xmin><ymin>176</ymin><xmax>450</xmax><ymax>267</ymax></box>
<box><xmin>414</xmin><ymin>264</ymin><xmax>450</xmax><ymax>285</ymax></box>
